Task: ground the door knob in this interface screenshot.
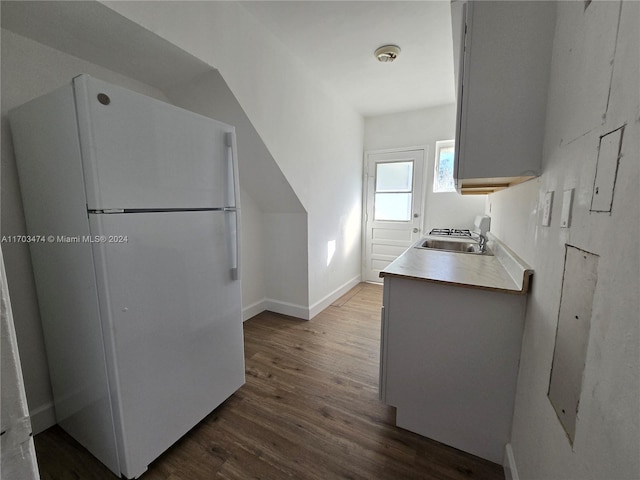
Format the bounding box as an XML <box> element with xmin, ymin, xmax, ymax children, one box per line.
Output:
<box><xmin>413</xmin><ymin>228</ymin><xmax>419</xmax><ymax>233</ymax></box>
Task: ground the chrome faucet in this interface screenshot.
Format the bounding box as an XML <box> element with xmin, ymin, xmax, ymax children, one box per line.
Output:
<box><xmin>477</xmin><ymin>234</ymin><xmax>487</xmax><ymax>253</ymax></box>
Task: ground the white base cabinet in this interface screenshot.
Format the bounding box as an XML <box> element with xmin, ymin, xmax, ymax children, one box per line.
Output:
<box><xmin>379</xmin><ymin>276</ymin><xmax>527</xmax><ymax>464</ymax></box>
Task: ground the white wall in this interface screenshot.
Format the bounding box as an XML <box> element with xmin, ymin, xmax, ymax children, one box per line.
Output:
<box><xmin>364</xmin><ymin>105</ymin><xmax>486</xmax><ymax>232</ymax></box>
<box><xmin>103</xmin><ymin>1</ymin><xmax>364</xmax><ymax>313</ymax></box>
<box><xmin>488</xmin><ymin>2</ymin><xmax>639</xmax><ymax>479</ymax></box>
<box><xmin>0</xmin><ymin>28</ymin><xmax>176</xmax><ymax>433</ymax></box>
<box><xmin>263</xmin><ymin>213</ymin><xmax>310</xmax><ymax>316</ymax></box>
<box><xmin>236</xmin><ymin>190</ymin><xmax>266</xmax><ymax>320</ymax></box>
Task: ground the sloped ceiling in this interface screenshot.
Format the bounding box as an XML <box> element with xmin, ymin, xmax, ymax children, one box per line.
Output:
<box><xmin>0</xmin><ymin>0</ymin><xmax>211</xmax><ymax>89</ymax></box>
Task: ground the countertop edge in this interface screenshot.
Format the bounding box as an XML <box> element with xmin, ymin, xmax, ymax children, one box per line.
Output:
<box><xmin>487</xmin><ymin>232</ymin><xmax>533</xmax><ymax>292</ymax></box>
<box><xmin>379</xmin><ymin>270</ymin><xmax>531</xmax><ymax>295</ymax></box>
<box><xmin>380</xmin><ymin>234</ymin><xmax>534</xmax><ymax>295</ymax></box>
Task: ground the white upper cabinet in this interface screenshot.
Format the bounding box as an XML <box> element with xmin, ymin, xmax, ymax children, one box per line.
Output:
<box><xmin>451</xmin><ymin>1</ymin><xmax>556</xmax><ymax>194</ymax></box>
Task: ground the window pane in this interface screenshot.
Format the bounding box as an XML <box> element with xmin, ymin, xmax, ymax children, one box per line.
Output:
<box><xmin>434</xmin><ymin>144</ymin><xmax>456</xmax><ymax>193</ymax></box>
<box><xmin>376</xmin><ymin>161</ymin><xmax>413</xmax><ymax>192</ymax></box>
<box><xmin>374</xmin><ymin>193</ymin><xmax>412</xmax><ymax>221</ymax></box>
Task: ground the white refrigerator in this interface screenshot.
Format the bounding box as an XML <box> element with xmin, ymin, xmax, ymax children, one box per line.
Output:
<box><xmin>9</xmin><ymin>74</ymin><xmax>246</xmax><ymax>479</ymax></box>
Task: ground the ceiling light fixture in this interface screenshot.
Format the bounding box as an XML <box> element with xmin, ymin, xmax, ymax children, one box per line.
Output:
<box><xmin>375</xmin><ymin>45</ymin><xmax>401</xmax><ymax>63</ymax></box>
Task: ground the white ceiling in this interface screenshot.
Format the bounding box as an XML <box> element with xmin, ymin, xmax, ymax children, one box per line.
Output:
<box><xmin>1</xmin><ymin>1</ymin><xmax>455</xmax><ymax>118</ymax></box>
<box><xmin>241</xmin><ymin>1</ymin><xmax>456</xmax><ymax>117</ymax></box>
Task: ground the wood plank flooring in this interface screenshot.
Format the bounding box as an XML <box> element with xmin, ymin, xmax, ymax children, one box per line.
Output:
<box><xmin>34</xmin><ymin>283</ymin><xmax>504</xmax><ymax>480</ymax></box>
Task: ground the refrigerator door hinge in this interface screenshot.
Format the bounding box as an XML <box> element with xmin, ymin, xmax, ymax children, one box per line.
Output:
<box><xmin>225</xmin><ymin>132</ymin><xmax>234</xmax><ymax>147</ymax></box>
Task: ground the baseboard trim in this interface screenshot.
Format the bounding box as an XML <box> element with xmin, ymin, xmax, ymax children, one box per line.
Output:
<box><xmin>503</xmin><ymin>443</ymin><xmax>520</xmax><ymax>480</ymax></box>
<box><xmin>309</xmin><ymin>275</ymin><xmax>362</xmax><ymax>319</ymax></box>
<box><xmin>30</xmin><ymin>401</ymin><xmax>56</xmax><ymax>435</ymax></box>
<box><xmin>242</xmin><ymin>276</ymin><xmax>363</xmax><ymax>322</ymax></box>
<box><xmin>264</xmin><ymin>299</ymin><xmax>310</xmax><ymax>320</ymax></box>
<box><xmin>242</xmin><ymin>299</ymin><xmax>267</xmax><ymax>322</ymax></box>
<box><xmin>243</xmin><ymin>298</ymin><xmax>309</xmax><ymax>321</ymax></box>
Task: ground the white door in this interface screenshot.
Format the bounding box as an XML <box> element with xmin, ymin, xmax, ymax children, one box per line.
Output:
<box><xmin>363</xmin><ymin>149</ymin><xmax>425</xmax><ymax>283</ymax></box>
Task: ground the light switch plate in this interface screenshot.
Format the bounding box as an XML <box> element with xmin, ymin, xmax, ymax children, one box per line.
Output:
<box><xmin>542</xmin><ymin>191</ymin><xmax>554</xmax><ymax>226</ymax></box>
<box><xmin>560</xmin><ymin>189</ymin><xmax>574</xmax><ymax>228</ymax></box>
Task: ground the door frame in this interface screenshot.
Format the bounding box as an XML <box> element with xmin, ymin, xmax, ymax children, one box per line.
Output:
<box><xmin>361</xmin><ymin>146</ymin><xmax>429</xmax><ymax>283</ymax></box>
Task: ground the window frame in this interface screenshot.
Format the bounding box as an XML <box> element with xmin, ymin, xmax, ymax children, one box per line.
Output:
<box><xmin>433</xmin><ymin>139</ymin><xmax>456</xmax><ymax>193</ymax></box>
<box><xmin>373</xmin><ymin>160</ymin><xmax>415</xmax><ymax>222</ymax></box>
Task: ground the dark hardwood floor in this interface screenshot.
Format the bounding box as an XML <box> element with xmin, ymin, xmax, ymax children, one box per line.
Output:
<box><xmin>34</xmin><ymin>283</ymin><xmax>504</xmax><ymax>480</ymax></box>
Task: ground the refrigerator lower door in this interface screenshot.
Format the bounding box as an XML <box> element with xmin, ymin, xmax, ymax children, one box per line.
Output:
<box><xmin>89</xmin><ymin>211</ymin><xmax>245</xmax><ymax>479</ymax></box>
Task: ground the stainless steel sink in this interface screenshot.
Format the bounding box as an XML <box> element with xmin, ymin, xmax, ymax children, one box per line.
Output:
<box><xmin>415</xmin><ymin>238</ymin><xmax>493</xmax><ymax>255</ymax></box>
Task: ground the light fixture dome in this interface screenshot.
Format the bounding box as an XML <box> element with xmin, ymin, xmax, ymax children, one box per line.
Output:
<box><xmin>375</xmin><ymin>45</ymin><xmax>401</xmax><ymax>63</ymax></box>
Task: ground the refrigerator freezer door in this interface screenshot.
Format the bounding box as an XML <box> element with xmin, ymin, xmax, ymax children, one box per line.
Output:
<box><xmin>89</xmin><ymin>211</ymin><xmax>245</xmax><ymax>478</ymax></box>
<box><xmin>74</xmin><ymin>75</ymin><xmax>238</xmax><ymax>210</ymax></box>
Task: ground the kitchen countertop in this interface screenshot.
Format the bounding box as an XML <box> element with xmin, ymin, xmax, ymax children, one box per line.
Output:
<box><xmin>379</xmin><ymin>233</ymin><xmax>533</xmax><ymax>294</ymax></box>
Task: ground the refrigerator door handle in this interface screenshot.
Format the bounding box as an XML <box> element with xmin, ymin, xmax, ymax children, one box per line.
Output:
<box><xmin>227</xmin><ymin>210</ymin><xmax>239</xmax><ymax>281</ymax></box>
<box><xmin>225</xmin><ymin>132</ymin><xmax>237</xmax><ymax>208</ymax></box>
<box><xmin>225</xmin><ymin>131</ymin><xmax>240</xmax><ymax>281</ymax></box>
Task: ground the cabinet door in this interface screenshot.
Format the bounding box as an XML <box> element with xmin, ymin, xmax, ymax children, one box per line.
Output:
<box><xmin>382</xmin><ymin>276</ymin><xmax>527</xmax><ymax>463</ymax></box>
<box><xmin>451</xmin><ymin>0</ymin><xmax>468</xmax><ymax>190</ymax></box>
<box><xmin>451</xmin><ymin>1</ymin><xmax>556</xmax><ymax>190</ymax></box>
<box><xmin>379</xmin><ymin>302</ymin><xmax>389</xmax><ymax>403</ymax></box>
